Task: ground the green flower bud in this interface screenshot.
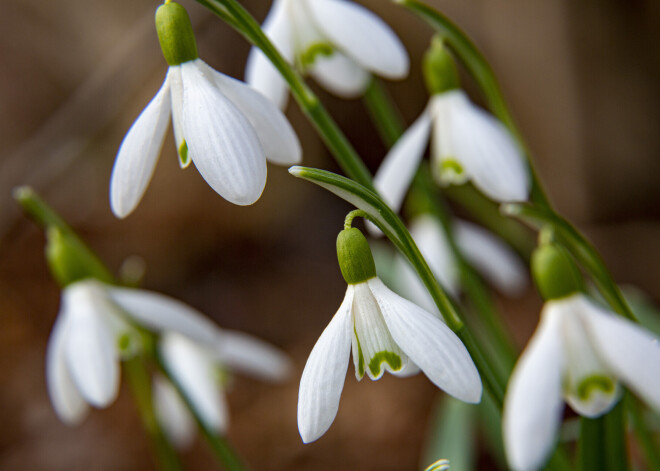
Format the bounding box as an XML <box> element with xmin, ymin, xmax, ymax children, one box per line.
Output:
<box><xmin>46</xmin><ymin>226</ymin><xmax>114</xmax><ymax>287</ymax></box>
<box><xmin>531</xmin><ymin>243</ymin><xmax>583</xmax><ymax>301</ymax></box>
<box><xmin>423</xmin><ymin>36</ymin><xmax>460</xmax><ymax>96</ymax></box>
<box><xmin>336</xmin><ymin>228</ymin><xmax>377</xmax><ymax>285</ymax></box>
<box><xmin>156</xmin><ymin>1</ymin><xmax>199</xmax><ymax>66</ymax></box>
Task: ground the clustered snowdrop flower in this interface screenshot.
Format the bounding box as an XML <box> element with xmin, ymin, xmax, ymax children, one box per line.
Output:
<box><xmin>373</xmin><ymin>38</ymin><xmax>529</xmax><ymax>213</ymax></box>
<box><xmin>110</xmin><ymin>1</ymin><xmax>301</xmax><ymax>218</ymax></box>
<box><xmin>245</xmin><ymin>0</ymin><xmax>409</xmax><ymax>109</ymax></box>
<box><xmin>503</xmin><ymin>243</ymin><xmax>660</xmax><ymax>471</ymax></box>
<box><xmin>47</xmin><ymin>278</ymin><xmax>291</xmax><ymax>426</ymax></box>
<box><xmin>392</xmin><ymin>215</ymin><xmax>526</xmax><ymax>314</ymax></box>
<box><xmin>298</xmin><ymin>227</ymin><xmax>482</xmax><ymax>443</ymax></box>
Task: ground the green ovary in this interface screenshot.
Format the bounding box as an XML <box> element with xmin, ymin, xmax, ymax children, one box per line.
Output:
<box><xmin>576</xmin><ymin>374</ymin><xmax>616</xmax><ymax>401</ymax></box>
<box><xmin>300</xmin><ymin>43</ymin><xmax>334</xmax><ymax>70</ymax></box>
<box><xmin>368</xmin><ymin>351</ymin><xmax>402</xmax><ymax>377</ymax></box>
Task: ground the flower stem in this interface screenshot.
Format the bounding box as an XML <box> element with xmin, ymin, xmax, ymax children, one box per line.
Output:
<box><xmin>124</xmin><ymin>355</ymin><xmax>182</xmax><ymax>471</ymax></box>
<box><xmin>362</xmin><ymin>78</ymin><xmax>406</xmax><ymax>148</ymax></box>
<box><xmin>344</xmin><ymin>209</ymin><xmax>370</xmax><ymax>230</ymax></box>
<box><xmin>578</xmin><ymin>399</ymin><xmax>628</xmax><ymax>471</ymax></box>
<box><xmin>627</xmin><ymin>396</ymin><xmax>660</xmax><ymax>470</ymax></box>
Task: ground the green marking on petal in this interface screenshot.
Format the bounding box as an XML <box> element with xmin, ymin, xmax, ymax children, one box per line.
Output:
<box><xmin>368</xmin><ymin>351</ymin><xmax>402</xmax><ymax>377</ymax></box>
<box><xmin>300</xmin><ymin>43</ymin><xmax>334</xmax><ymax>70</ymax></box>
<box><xmin>440</xmin><ymin>159</ymin><xmax>464</xmax><ymax>179</ymax></box>
<box><xmin>354</xmin><ymin>326</ymin><xmax>365</xmax><ymax>379</ymax></box>
<box><xmin>118</xmin><ymin>333</ymin><xmax>132</xmax><ymax>353</ymax></box>
<box><xmin>577</xmin><ymin>374</ymin><xmax>616</xmax><ymax>401</ymax></box>
<box><xmin>178</xmin><ymin>139</ymin><xmax>190</xmax><ymax>168</ymax></box>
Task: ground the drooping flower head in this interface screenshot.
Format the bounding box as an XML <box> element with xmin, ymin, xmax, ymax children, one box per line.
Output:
<box><xmin>297</xmin><ymin>226</ymin><xmax>482</xmax><ymax>443</ymax></box>
<box><xmin>110</xmin><ymin>1</ymin><xmax>301</xmax><ymax>217</ymax></box>
<box><xmin>245</xmin><ymin>0</ymin><xmax>409</xmax><ymax>109</ymax></box>
<box><xmin>373</xmin><ymin>37</ymin><xmax>530</xmax><ymax>214</ymax></box>
<box><xmin>503</xmin><ymin>242</ymin><xmax>660</xmax><ymax>471</ymax></box>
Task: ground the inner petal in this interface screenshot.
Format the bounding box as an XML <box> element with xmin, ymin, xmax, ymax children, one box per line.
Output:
<box><xmin>351</xmin><ymin>282</ymin><xmax>406</xmax><ymax>380</ymax></box>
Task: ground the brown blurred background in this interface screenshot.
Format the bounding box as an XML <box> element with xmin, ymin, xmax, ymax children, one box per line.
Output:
<box><xmin>1</xmin><ymin>0</ymin><xmax>659</xmax><ymax>469</ymax></box>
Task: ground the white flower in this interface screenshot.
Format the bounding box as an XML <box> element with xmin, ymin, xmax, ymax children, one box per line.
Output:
<box><xmin>373</xmin><ymin>90</ymin><xmax>530</xmax><ymax>209</ymax></box>
<box><xmin>245</xmin><ymin>0</ymin><xmax>409</xmax><ymax>109</ymax></box>
<box><xmin>297</xmin><ymin>276</ymin><xmax>482</xmax><ymax>443</ymax></box>
<box><xmin>111</xmin><ymin>58</ymin><xmax>301</xmax><ymax>217</ymax></box>
<box><xmin>392</xmin><ymin>216</ymin><xmax>527</xmax><ymax>314</ymax></box>
<box><xmin>503</xmin><ymin>293</ymin><xmax>660</xmax><ymax>471</ymax></box>
<box><xmin>156</xmin><ymin>330</ymin><xmax>291</xmax><ymax>444</ymax></box>
<box><xmin>46</xmin><ymin>279</ymin><xmax>291</xmax><ymax>425</ymax></box>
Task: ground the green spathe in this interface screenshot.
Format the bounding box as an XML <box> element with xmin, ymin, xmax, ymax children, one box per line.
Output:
<box><xmin>423</xmin><ymin>36</ymin><xmax>460</xmax><ymax>96</ymax></box>
<box><xmin>336</xmin><ymin>228</ymin><xmax>377</xmax><ymax>284</ymax></box>
<box><xmin>156</xmin><ymin>2</ymin><xmax>199</xmax><ymax>66</ymax></box>
<box><xmin>532</xmin><ymin>243</ymin><xmax>583</xmax><ymax>301</ymax></box>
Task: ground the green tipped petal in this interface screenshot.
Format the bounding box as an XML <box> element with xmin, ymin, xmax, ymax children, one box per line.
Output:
<box><xmin>156</xmin><ymin>2</ymin><xmax>199</xmax><ymax>66</ymax></box>
<box><xmin>337</xmin><ymin>228</ymin><xmax>377</xmax><ymax>284</ymax></box>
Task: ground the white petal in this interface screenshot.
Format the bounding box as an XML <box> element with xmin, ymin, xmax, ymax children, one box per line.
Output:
<box><xmin>454</xmin><ymin>220</ymin><xmax>527</xmax><ymax>297</ymax></box>
<box><xmin>298</xmin><ymin>286</ymin><xmax>353</xmax><ymax>443</ymax></box>
<box><xmin>448</xmin><ymin>91</ymin><xmax>530</xmax><ymax>202</ymax></box>
<box><xmin>160</xmin><ymin>332</ymin><xmax>228</xmax><ymax>432</ymax></box>
<box><xmin>391</xmin><ymin>255</ymin><xmax>439</xmax><ymax>316</ymax></box>
<box><xmin>46</xmin><ymin>309</ymin><xmax>89</xmax><ymax>424</ymax></box>
<box><xmin>62</xmin><ymin>283</ymin><xmax>120</xmax><ymax>408</ymax></box>
<box><xmin>369</xmin><ymin>278</ymin><xmax>482</xmax><ymax>403</ymax></box>
<box><xmin>153</xmin><ymin>375</ymin><xmax>196</xmax><ymax>449</ymax></box>
<box><xmin>503</xmin><ymin>303</ymin><xmax>565</xmax><ymax>471</ymax></box>
<box><xmin>214</xmin><ymin>329</ymin><xmax>292</xmax><ymax>382</ymax></box>
<box><xmin>352</xmin><ymin>282</ymin><xmax>407</xmax><ymax>380</ymax></box>
<box><xmin>169</xmin><ymin>66</ymin><xmax>189</xmax><ymax>168</ymax></box>
<box><xmin>372</xmin><ymin>107</ymin><xmax>432</xmax><ymax>218</ymax></box>
<box><xmin>105</xmin><ymin>285</ymin><xmax>220</xmax><ymax>346</ymax></box>
<box><xmin>244</xmin><ymin>0</ymin><xmax>293</xmax><ymax>110</ymax></box>
<box><xmin>181</xmin><ymin>60</ymin><xmax>267</xmax><ymax>206</ymax></box>
<box><xmin>308</xmin><ymin>0</ymin><xmax>409</xmax><ymax>79</ymax></box>
<box><xmin>201</xmin><ymin>62</ymin><xmax>301</xmax><ymax>165</ymax></box>
<box><xmin>579</xmin><ymin>296</ymin><xmax>660</xmax><ymax>412</ymax></box>
<box><xmin>309</xmin><ymin>51</ymin><xmax>371</xmax><ymax>98</ymax></box>
<box><xmin>110</xmin><ymin>72</ymin><xmax>171</xmax><ymax>218</ymax></box>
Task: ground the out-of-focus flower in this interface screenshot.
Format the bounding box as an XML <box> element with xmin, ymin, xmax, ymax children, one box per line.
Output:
<box><xmin>297</xmin><ymin>228</ymin><xmax>481</xmax><ymax>443</ymax></box>
<box><xmin>111</xmin><ymin>1</ymin><xmax>301</xmax><ymax>217</ymax></box>
<box><xmin>245</xmin><ymin>0</ymin><xmax>409</xmax><ymax>109</ymax></box>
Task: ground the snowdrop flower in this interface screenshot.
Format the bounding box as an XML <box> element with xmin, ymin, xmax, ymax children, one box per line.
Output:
<box><xmin>245</xmin><ymin>0</ymin><xmax>409</xmax><ymax>109</ymax></box>
<box><xmin>503</xmin><ymin>244</ymin><xmax>660</xmax><ymax>471</ymax></box>
<box><xmin>156</xmin><ymin>330</ymin><xmax>291</xmax><ymax>446</ymax></box>
<box><xmin>298</xmin><ymin>227</ymin><xmax>481</xmax><ymax>443</ymax></box>
<box><xmin>47</xmin><ymin>278</ymin><xmax>291</xmax><ymax>425</ymax></box>
<box><xmin>110</xmin><ymin>1</ymin><xmax>301</xmax><ymax>217</ymax></box>
<box><xmin>373</xmin><ymin>38</ymin><xmax>529</xmax><ymax>210</ymax></box>
<box><xmin>393</xmin><ymin>216</ymin><xmax>527</xmax><ymax>314</ymax></box>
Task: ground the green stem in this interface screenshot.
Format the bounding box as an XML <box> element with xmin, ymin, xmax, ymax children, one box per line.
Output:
<box><xmin>124</xmin><ymin>355</ymin><xmax>182</xmax><ymax>471</ymax></box>
<box><xmin>195</xmin><ymin>0</ymin><xmax>375</xmax><ymax>191</ymax></box>
<box><xmin>362</xmin><ymin>78</ymin><xmax>406</xmax><ymax>147</ymax></box>
<box><xmin>628</xmin><ymin>396</ymin><xmax>660</xmax><ymax>470</ymax></box>
<box><xmin>578</xmin><ymin>400</ymin><xmax>628</xmax><ymax>471</ymax></box>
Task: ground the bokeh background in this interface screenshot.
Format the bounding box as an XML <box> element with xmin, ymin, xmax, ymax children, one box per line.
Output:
<box><xmin>1</xmin><ymin>0</ymin><xmax>659</xmax><ymax>469</ymax></box>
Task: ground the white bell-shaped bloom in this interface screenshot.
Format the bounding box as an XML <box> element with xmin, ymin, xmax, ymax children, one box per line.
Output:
<box><xmin>297</xmin><ymin>276</ymin><xmax>482</xmax><ymax>443</ymax></box>
<box><xmin>110</xmin><ymin>58</ymin><xmax>301</xmax><ymax>217</ymax></box>
<box><xmin>393</xmin><ymin>216</ymin><xmax>527</xmax><ymax>314</ymax></box>
<box><xmin>374</xmin><ymin>90</ymin><xmax>530</xmax><ymax>210</ymax></box>
<box><xmin>47</xmin><ymin>279</ymin><xmax>292</xmax><ymax>426</ymax></box>
<box><xmin>153</xmin><ymin>374</ymin><xmax>197</xmax><ymax>449</ymax></box>
<box><xmin>245</xmin><ymin>0</ymin><xmax>409</xmax><ymax>109</ymax></box>
<box><xmin>503</xmin><ymin>293</ymin><xmax>660</xmax><ymax>471</ymax></box>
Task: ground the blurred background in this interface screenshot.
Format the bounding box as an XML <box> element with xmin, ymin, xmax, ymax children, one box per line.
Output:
<box><xmin>1</xmin><ymin>0</ymin><xmax>659</xmax><ymax>469</ymax></box>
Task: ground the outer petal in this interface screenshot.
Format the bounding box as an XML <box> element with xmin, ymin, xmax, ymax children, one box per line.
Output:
<box><xmin>201</xmin><ymin>62</ymin><xmax>301</xmax><ymax>165</ymax></box>
<box><xmin>454</xmin><ymin>220</ymin><xmax>527</xmax><ymax>297</ymax></box>
<box><xmin>244</xmin><ymin>0</ymin><xmax>293</xmax><ymax>110</ymax></box>
<box><xmin>308</xmin><ymin>0</ymin><xmax>409</xmax><ymax>79</ymax></box>
<box><xmin>309</xmin><ymin>51</ymin><xmax>371</xmax><ymax>98</ymax></box>
<box><xmin>369</xmin><ymin>278</ymin><xmax>482</xmax><ymax>403</ymax></box>
<box><xmin>46</xmin><ymin>309</ymin><xmax>89</xmax><ymax>424</ymax></box>
<box><xmin>503</xmin><ymin>303</ymin><xmax>565</xmax><ymax>471</ymax></box>
<box><xmin>214</xmin><ymin>329</ymin><xmax>292</xmax><ymax>382</ymax></box>
<box><xmin>153</xmin><ymin>375</ymin><xmax>196</xmax><ymax>449</ymax></box>
<box><xmin>373</xmin><ymin>108</ymin><xmax>432</xmax><ymax>216</ymax></box>
<box><xmin>105</xmin><ymin>285</ymin><xmax>220</xmax><ymax>347</ymax></box>
<box><xmin>63</xmin><ymin>283</ymin><xmax>120</xmax><ymax>408</ymax></box>
<box><xmin>298</xmin><ymin>286</ymin><xmax>353</xmax><ymax>443</ymax></box>
<box><xmin>449</xmin><ymin>91</ymin><xmax>530</xmax><ymax>202</ymax></box>
<box><xmin>579</xmin><ymin>296</ymin><xmax>660</xmax><ymax>412</ymax></box>
<box><xmin>181</xmin><ymin>60</ymin><xmax>267</xmax><ymax>206</ymax></box>
<box><xmin>110</xmin><ymin>72</ymin><xmax>171</xmax><ymax>218</ymax></box>
<box><xmin>160</xmin><ymin>332</ymin><xmax>228</xmax><ymax>432</ymax></box>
